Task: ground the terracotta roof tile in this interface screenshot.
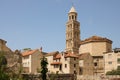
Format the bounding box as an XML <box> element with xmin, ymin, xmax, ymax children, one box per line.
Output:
<box><xmin>65</xmin><ymin>52</ymin><xmax>78</xmax><ymax>58</ymax></box>
<box><xmin>22</xmin><ymin>49</ymin><xmax>38</xmax><ymax>56</ymax></box>
<box><xmin>51</xmin><ymin>62</ymin><xmax>62</xmax><ymax>65</ymax></box>
<box><xmin>54</xmin><ymin>54</ymin><xmax>61</xmax><ymax>59</ymax></box>
<box><xmin>45</xmin><ymin>51</ymin><xmax>59</xmax><ymax>56</ymax></box>
<box><xmin>80</xmin><ymin>36</ymin><xmax>112</xmax><ymax>44</ymax></box>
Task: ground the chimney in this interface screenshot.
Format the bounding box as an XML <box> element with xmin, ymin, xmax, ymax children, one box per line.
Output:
<box><xmin>40</xmin><ymin>47</ymin><xmax>42</xmax><ymax>52</ymax></box>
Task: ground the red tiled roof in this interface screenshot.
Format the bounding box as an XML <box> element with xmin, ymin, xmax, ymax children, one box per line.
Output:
<box><xmin>22</xmin><ymin>49</ymin><xmax>38</xmax><ymax>56</ymax></box>
<box><xmin>80</xmin><ymin>36</ymin><xmax>112</xmax><ymax>44</ymax></box>
<box><xmin>54</xmin><ymin>54</ymin><xmax>61</xmax><ymax>59</ymax></box>
<box><xmin>51</xmin><ymin>62</ymin><xmax>62</xmax><ymax>65</ymax></box>
<box><xmin>65</xmin><ymin>52</ymin><xmax>78</xmax><ymax>58</ymax></box>
<box><xmin>45</xmin><ymin>51</ymin><xmax>59</xmax><ymax>56</ymax></box>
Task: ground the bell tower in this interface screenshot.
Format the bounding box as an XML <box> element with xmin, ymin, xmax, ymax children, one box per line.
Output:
<box><xmin>66</xmin><ymin>6</ymin><xmax>80</xmax><ymax>54</ymax></box>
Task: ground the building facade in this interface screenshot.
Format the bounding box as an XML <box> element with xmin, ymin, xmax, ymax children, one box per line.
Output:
<box><xmin>104</xmin><ymin>49</ymin><xmax>120</xmax><ymax>74</ymax></box>
<box><xmin>78</xmin><ymin>53</ymin><xmax>94</xmax><ymax>75</ymax></box>
<box><xmin>46</xmin><ymin>51</ymin><xmax>79</xmax><ymax>74</ymax></box>
<box><xmin>79</xmin><ymin>36</ymin><xmax>112</xmax><ymax>75</ymax></box>
<box><xmin>79</xmin><ymin>36</ymin><xmax>112</xmax><ymax>56</ymax></box>
<box><xmin>22</xmin><ymin>49</ymin><xmax>43</xmax><ymax>73</ymax></box>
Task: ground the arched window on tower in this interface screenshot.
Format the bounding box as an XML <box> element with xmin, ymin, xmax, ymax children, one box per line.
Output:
<box><xmin>69</xmin><ymin>16</ymin><xmax>71</xmax><ymax>20</ymax></box>
<box><xmin>75</xmin><ymin>16</ymin><xmax>76</xmax><ymax>20</ymax></box>
<box><xmin>72</xmin><ymin>15</ymin><xmax>74</xmax><ymax>20</ymax></box>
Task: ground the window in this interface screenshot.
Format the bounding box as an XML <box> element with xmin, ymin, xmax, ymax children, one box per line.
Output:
<box><xmin>79</xmin><ymin>67</ymin><xmax>83</xmax><ymax>75</ymax></box>
<box><xmin>74</xmin><ymin>70</ymin><xmax>77</xmax><ymax>74</ymax></box>
<box><xmin>65</xmin><ymin>64</ymin><xmax>67</xmax><ymax>68</ymax></box>
<box><xmin>59</xmin><ymin>59</ymin><xmax>60</xmax><ymax>62</ymax></box>
<box><xmin>59</xmin><ymin>65</ymin><xmax>62</xmax><ymax>70</ymax></box>
<box><xmin>108</xmin><ymin>54</ymin><xmax>112</xmax><ymax>58</ymax></box>
<box><xmin>94</xmin><ymin>62</ymin><xmax>97</xmax><ymax>66</ymax></box>
<box><xmin>117</xmin><ymin>66</ymin><xmax>120</xmax><ymax>70</ymax></box>
<box><xmin>69</xmin><ymin>16</ymin><xmax>71</xmax><ymax>20</ymax></box>
<box><xmin>117</xmin><ymin>58</ymin><xmax>120</xmax><ymax>64</ymax></box>
<box><xmin>65</xmin><ymin>58</ymin><xmax>67</xmax><ymax>61</ymax></box>
<box><xmin>54</xmin><ymin>65</ymin><xmax>58</xmax><ymax>68</ymax></box>
<box><xmin>108</xmin><ymin>61</ymin><xmax>112</xmax><ymax>64</ymax></box>
<box><xmin>72</xmin><ymin>15</ymin><xmax>74</xmax><ymax>19</ymax></box>
<box><xmin>75</xmin><ymin>16</ymin><xmax>76</xmax><ymax>20</ymax></box>
<box><xmin>74</xmin><ymin>58</ymin><xmax>76</xmax><ymax>61</ymax></box>
<box><xmin>74</xmin><ymin>64</ymin><xmax>76</xmax><ymax>68</ymax></box>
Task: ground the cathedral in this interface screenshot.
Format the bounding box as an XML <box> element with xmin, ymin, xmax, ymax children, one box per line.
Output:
<box><xmin>45</xmin><ymin>6</ymin><xmax>113</xmax><ymax>75</ymax></box>
<box><xmin>65</xmin><ymin>6</ymin><xmax>112</xmax><ymax>75</ymax></box>
<box><xmin>22</xmin><ymin>6</ymin><xmax>113</xmax><ymax>75</ymax></box>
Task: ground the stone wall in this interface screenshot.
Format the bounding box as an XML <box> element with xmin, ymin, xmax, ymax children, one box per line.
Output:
<box><xmin>22</xmin><ymin>74</ymin><xmax>75</xmax><ymax>80</ymax></box>
<box><xmin>77</xmin><ymin>75</ymin><xmax>120</xmax><ymax>80</ymax></box>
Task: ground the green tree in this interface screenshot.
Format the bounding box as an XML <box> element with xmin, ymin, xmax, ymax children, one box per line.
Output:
<box><xmin>40</xmin><ymin>56</ymin><xmax>48</xmax><ymax>80</ymax></box>
<box><xmin>106</xmin><ymin>68</ymin><xmax>120</xmax><ymax>75</ymax></box>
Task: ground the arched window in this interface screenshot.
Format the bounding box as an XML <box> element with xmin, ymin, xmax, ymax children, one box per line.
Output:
<box><xmin>72</xmin><ymin>15</ymin><xmax>74</xmax><ymax>20</ymax></box>
<box><xmin>75</xmin><ymin>16</ymin><xmax>76</xmax><ymax>20</ymax></box>
<box><xmin>69</xmin><ymin>16</ymin><xmax>71</xmax><ymax>20</ymax></box>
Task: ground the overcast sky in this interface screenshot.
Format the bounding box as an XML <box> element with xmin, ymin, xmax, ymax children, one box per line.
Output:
<box><xmin>0</xmin><ymin>0</ymin><xmax>120</xmax><ymax>52</ymax></box>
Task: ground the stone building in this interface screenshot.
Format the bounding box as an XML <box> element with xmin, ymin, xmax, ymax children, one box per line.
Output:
<box><xmin>104</xmin><ymin>48</ymin><xmax>120</xmax><ymax>74</ymax></box>
<box><xmin>79</xmin><ymin>36</ymin><xmax>112</xmax><ymax>75</ymax></box>
<box><xmin>65</xmin><ymin>6</ymin><xmax>113</xmax><ymax>75</ymax></box>
<box><xmin>78</xmin><ymin>53</ymin><xmax>94</xmax><ymax>75</ymax></box>
<box><xmin>45</xmin><ymin>51</ymin><xmax>79</xmax><ymax>74</ymax></box>
<box><xmin>0</xmin><ymin>39</ymin><xmax>22</xmax><ymax>74</ymax></box>
<box><xmin>0</xmin><ymin>39</ymin><xmax>12</xmax><ymax>52</ymax></box>
<box><xmin>45</xmin><ymin>51</ymin><xmax>94</xmax><ymax>75</ymax></box>
<box><xmin>22</xmin><ymin>49</ymin><xmax>44</xmax><ymax>73</ymax></box>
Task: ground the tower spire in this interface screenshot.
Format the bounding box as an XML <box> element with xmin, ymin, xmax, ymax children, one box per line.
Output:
<box><xmin>65</xmin><ymin>6</ymin><xmax>80</xmax><ymax>54</ymax></box>
<box><xmin>69</xmin><ymin>6</ymin><xmax>76</xmax><ymax>13</ymax></box>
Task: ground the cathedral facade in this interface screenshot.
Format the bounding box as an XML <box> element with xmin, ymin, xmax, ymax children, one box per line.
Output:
<box><xmin>65</xmin><ymin>6</ymin><xmax>112</xmax><ymax>75</ymax></box>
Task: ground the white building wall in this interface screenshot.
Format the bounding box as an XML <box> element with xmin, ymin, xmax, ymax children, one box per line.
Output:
<box><xmin>61</xmin><ymin>54</ymin><xmax>70</xmax><ymax>73</ymax></box>
<box><xmin>104</xmin><ymin>52</ymin><xmax>120</xmax><ymax>74</ymax></box>
<box><xmin>22</xmin><ymin>55</ymin><xmax>31</xmax><ymax>73</ymax></box>
<box><xmin>29</xmin><ymin>55</ymin><xmax>31</xmax><ymax>73</ymax></box>
<box><xmin>46</xmin><ymin>56</ymin><xmax>54</xmax><ymax>73</ymax></box>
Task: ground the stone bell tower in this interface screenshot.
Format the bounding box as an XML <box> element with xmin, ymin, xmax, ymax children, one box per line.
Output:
<box><xmin>66</xmin><ymin>6</ymin><xmax>80</xmax><ymax>54</ymax></box>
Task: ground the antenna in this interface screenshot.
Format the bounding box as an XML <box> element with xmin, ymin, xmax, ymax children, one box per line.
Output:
<box><xmin>71</xmin><ymin>0</ymin><xmax>74</xmax><ymax>7</ymax></box>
